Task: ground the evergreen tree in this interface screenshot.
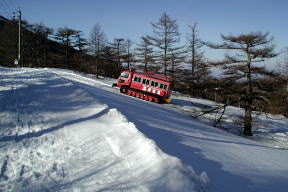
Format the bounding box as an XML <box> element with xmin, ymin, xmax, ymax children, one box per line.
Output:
<box><xmin>0</xmin><ymin>19</ymin><xmax>18</xmax><ymax>67</ymax></box>
<box><xmin>205</xmin><ymin>32</ymin><xmax>278</xmax><ymax>136</ymax></box>
<box><xmin>54</xmin><ymin>27</ymin><xmax>77</xmax><ymax>69</ymax></box>
<box><xmin>30</xmin><ymin>23</ymin><xmax>53</xmax><ymax>67</ymax></box>
<box><xmin>73</xmin><ymin>30</ymin><xmax>88</xmax><ymax>70</ymax></box>
<box><xmin>148</xmin><ymin>12</ymin><xmax>184</xmax><ymax>76</ymax></box>
<box><xmin>74</xmin><ymin>30</ymin><xmax>88</xmax><ymax>53</ymax></box>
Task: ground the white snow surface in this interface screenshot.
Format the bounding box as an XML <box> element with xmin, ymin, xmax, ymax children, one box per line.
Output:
<box><xmin>0</xmin><ymin>67</ymin><xmax>203</xmax><ymax>192</ymax></box>
<box><xmin>0</xmin><ymin>67</ymin><xmax>288</xmax><ymax>192</ymax></box>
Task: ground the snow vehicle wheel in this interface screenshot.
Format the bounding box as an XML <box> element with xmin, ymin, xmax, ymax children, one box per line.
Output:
<box><xmin>148</xmin><ymin>96</ymin><xmax>153</xmax><ymax>102</ymax></box>
<box><xmin>120</xmin><ymin>87</ymin><xmax>127</xmax><ymax>93</ymax></box>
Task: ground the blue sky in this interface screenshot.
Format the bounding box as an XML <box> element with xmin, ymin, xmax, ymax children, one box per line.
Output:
<box><xmin>1</xmin><ymin>0</ymin><xmax>287</xmax><ymax>63</ymax></box>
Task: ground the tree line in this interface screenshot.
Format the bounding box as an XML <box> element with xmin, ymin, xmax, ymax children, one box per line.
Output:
<box><xmin>0</xmin><ymin>13</ymin><xmax>287</xmax><ymax>135</ymax></box>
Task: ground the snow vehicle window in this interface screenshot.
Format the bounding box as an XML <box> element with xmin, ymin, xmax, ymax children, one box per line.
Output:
<box><xmin>160</xmin><ymin>83</ymin><xmax>167</xmax><ymax>90</ymax></box>
<box><xmin>142</xmin><ymin>79</ymin><xmax>147</xmax><ymax>84</ymax></box>
<box><xmin>146</xmin><ymin>79</ymin><xmax>150</xmax><ymax>85</ymax></box>
<box><xmin>151</xmin><ymin>81</ymin><xmax>159</xmax><ymax>87</ymax></box>
<box><xmin>133</xmin><ymin>76</ymin><xmax>141</xmax><ymax>83</ymax></box>
<box><xmin>155</xmin><ymin>82</ymin><xmax>159</xmax><ymax>87</ymax></box>
<box><xmin>121</xmin><ymin>73</ymin><xmax>129</xmax><ymax>78</ymax></box>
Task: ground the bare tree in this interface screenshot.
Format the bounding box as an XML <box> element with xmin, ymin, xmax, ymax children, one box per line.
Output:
<box><xmin>283</xmin><ymin>47</ymin><xmax>288</xmax><ymax>102</ymax></box>
<box><xmin>282</xmin><ymin>48</ymin><xmax>288</xmax><ymax>75</ymax></box>
<box><xmin>123</xmin><ymin>39</ymin><xmax>133</xmax><ymax>69</ymax></box>
<box><xmin>168</xmin><ymin>49</ymin><xmax>186</xmax><ymax>80</ymax></box>
<box><xmin>186</xmin><ymin>23</ymin><xmax>209</xmax><ymax>96</ymax></box>
<box><xmin>204</xmin><ymin>32</ymin><xmax>278</xmax><ymax>136</ymax></box>
<box><xmin>110</xmin><ymin>38</ymin><xmax>125</xmax><ymax>73</ymax></box>
<box><xmin>148</xmin><ymin>12</ymin><xmax>183</xmax><ymax>76</ymax></box>
<box><xmin>89</xmin><ymin>23</ymin><xmax>107</xmax><ymax>78</ymax></box>
<box><xmin>135</xmin><ymin>36</ymin><xmax>155</xmax><ymax>72</ymax></box>
<box><xmin>89</xmin><ymin>24</ymin><xmax>106</xmax><ymax>55</ymax></box>
<box><xmin>101</xmin><ymin>45</ymin><xmax>118</xmax><ymax>77</ymax></box>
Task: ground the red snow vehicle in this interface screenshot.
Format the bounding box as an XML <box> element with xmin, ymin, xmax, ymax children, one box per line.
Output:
<box><xmin>113</xmin><ymin>70</ymin><xmax>173</xmax><ymax>103</ymax></box>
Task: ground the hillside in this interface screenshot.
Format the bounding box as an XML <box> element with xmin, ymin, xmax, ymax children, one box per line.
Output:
<box><xmin>0</xmin><ymin>16</ymin><xmax>91</xmax><ymax>69</ymax></box>
<box><xmin>0</xmin><ymin>67</ymin><xmax>288</xmax><ymax>192</ymax></box>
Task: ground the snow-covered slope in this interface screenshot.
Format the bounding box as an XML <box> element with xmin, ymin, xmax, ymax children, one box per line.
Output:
<box><xmin>0</xmin><ymin>67</ymin><xmax>204</xmax><ymax>192</ymax></box>
<box><xmin>169</xmin><ymin>94</ymin><xmax>288</xmax><ymax>150</ymax></box>
<box><xmin>1</xmin><ymin>67</ymin><xmax>288</xmax><ymax>192</ymax></box>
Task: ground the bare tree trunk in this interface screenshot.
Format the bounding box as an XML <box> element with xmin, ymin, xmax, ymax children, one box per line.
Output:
<box><xmin>191</xmin><ymin>29</ymin><xmax>196</xmax><ymax>96</ymax></box>
<box><xmin>65</xmin><ymin>36</ymin><xmax>69</xmax><ymax>69</ymax></box>
<box><xmin>96</xmin><ymin>36</ymin><xmax>100</xmax><ymax>79</ymax></box>
<box><xmin>243</xmin><ymin>53</ymin><xmax>253</xmax><ymax>136</ymax></box>
<box><xmin>244</xmin><ymin>107</ymin><xmax>253</xmax><ymax>136</ymax></box>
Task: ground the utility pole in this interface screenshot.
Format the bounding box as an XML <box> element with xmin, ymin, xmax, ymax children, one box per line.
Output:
<box><xmin>17</xmin><ymin>7</ymin><xmax>22</xmax><ymax>67</ymax></box>
<box><xmin>126</xmin><ymin>39</ymin><xmax>132</xmax><ymax>69</ymax></box>
<box><xmin>115</xmin><ymin>38</ymin><xmax>124</xmax><ymax>69</ymax></box>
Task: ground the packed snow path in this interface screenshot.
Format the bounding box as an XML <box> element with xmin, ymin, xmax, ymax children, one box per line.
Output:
<box><xmin>1</xmin><ymin>67</ymin><xmax>288</xmax><ymax>192</ymax></box>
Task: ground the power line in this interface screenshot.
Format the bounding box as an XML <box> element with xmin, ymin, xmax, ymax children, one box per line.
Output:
<box><xmin>0</xmin><ymin>2</ymin><xmax>10</xmax><ymax>16</ymax></box>
<box><xmin>0</xmin><ymin>0</ymin><xmax>13</xmax><ymax>18</ymax></box>
<box><xmin>9</xmin><ymin>0</ymin><xmax>17</xmax><ymax>10</ymax></box>
<box><xmin>2</xmin><ymin>0</ymin><xmax>12</xmax><ymax>12</ymax></box>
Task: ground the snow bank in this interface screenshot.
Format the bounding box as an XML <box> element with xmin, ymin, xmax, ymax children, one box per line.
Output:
<box><xmin>55</xmin><ymin>108</ymin><xmax>204</xmax><ymax>192</ymax></box>
<box><xmin>0</xmin><ymin>67</ymin><xmax>205</xmax><ymax>192</ymax></box>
